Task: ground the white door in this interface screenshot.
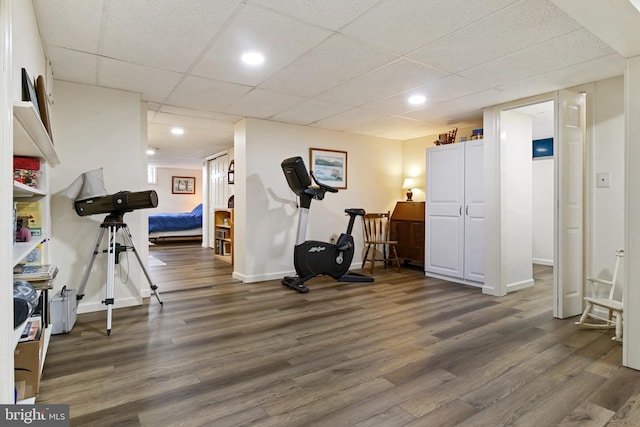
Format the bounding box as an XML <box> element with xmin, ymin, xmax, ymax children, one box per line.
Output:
<box><xmin>464</xmin><ymin>140</ymin><xmax>484</xmax><ymax>282</ymax></box>
<box><xmin>207</xmin><ymin>154</ymin><xmax>228</xmax><ymax>248</ymax></box>
<box><xmin>426</xmin><ymin>143</ymin><xmax>465</xmax><ymax>278</ymax></box>
<box><xmin>555</xmin><ymin>90</ymin><xmax>585</xmax><ymax>318</ymax></box>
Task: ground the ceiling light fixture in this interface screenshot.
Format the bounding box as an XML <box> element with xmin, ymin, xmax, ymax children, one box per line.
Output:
<box><xmin>408</xmin><ymin>94</ymin><xmax>426</xmax><ymax>106</ymax></box>
<box><xmin>171</xmin><ymin>127</ymin><xmax>184</xmax><ymax>135</ymax></box>
<box><xmin>241</xmin><ymin>51</ymin><xmax>265</xmax><ymax>66</ymax></box>
<box><xmin>146</xmin><ymin>147</ymin><xmax>158</xmax><ymax>155</ymax></box>
<box><xmin>630</xmin><ymin>0</ymin><xmax>640</xmax><ymax>12</ymax></box>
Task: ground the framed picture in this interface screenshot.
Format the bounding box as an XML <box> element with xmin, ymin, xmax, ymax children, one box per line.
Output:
<box><xmin>21</xmin><ymin>68</ymin><xmax>40</xmax><ymax>117</ymax></box>
<box><xmin>309</xmin><ymin>148</ymin><xmax>347</xmax><ymax>189</ymax></box>
<box><xmin>172</xmin><ymin>176</ymin><xmax>196</xmax><ymax>194</ymax></box>
<box><xmin>36</xmin><ymin>75</ymin><xmax>53</xmax><ymax>141</ymax></box>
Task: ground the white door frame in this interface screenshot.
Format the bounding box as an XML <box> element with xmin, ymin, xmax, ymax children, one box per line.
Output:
<box><xmin>483</xmin><ymin>89</ymin><xmax>591</xmax><ymax>319</ymax></box>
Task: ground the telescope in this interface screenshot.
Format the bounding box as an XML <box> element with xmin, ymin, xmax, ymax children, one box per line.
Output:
<box><xmin>74</xmin><ymin>190</ymin><xmax>158</xmax><ymax>217</ymax></box>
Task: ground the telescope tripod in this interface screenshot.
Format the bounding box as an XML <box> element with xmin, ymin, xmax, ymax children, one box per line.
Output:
<box><xmin>77</xmin><ymin>215</ymin><xmax>163</xmax><ymax>335</ymax></box>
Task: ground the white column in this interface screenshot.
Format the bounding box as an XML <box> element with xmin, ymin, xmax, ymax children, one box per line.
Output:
<box><xmin>624</xmin><ymin>56</ymin><xmax>640</xmax><ymax>369</ymax></box>
<box><xmin>0</xmin><ymin>0</ymin><xmax>14</xmax><ymax>404</ymax></box>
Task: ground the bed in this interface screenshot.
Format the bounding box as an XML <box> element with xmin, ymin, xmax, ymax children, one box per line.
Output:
<box><xmin>148</xmin><ymin>203</ymin><xmax>203</xmax><ymax>241</ymax></box>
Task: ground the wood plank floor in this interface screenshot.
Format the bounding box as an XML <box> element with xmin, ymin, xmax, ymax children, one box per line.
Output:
<box><xmin>37</xmin><ymin>244</ymin><xmax>640</xmax><ymax>426</ymax></box>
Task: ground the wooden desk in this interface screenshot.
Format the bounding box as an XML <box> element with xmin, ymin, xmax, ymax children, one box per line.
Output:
<box><xmin>390</xmin><ymin>201</ymin><xmax>425</xmax><ymax>266</ymax></box>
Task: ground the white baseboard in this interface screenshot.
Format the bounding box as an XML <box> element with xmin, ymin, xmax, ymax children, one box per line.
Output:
<box><xmin>506</xmin><ymin>278</ymin><xmax>535</xmax><ymax>292</ymax></box>
<box><xmin>533</xmin><ymin>258</ymin><xmax>554</xmax><ymax>266</ymax></box>
<box><xmin>77</xmin><ymin>296</ymin><xmax>142</xmax><ymax>314</ymax></box>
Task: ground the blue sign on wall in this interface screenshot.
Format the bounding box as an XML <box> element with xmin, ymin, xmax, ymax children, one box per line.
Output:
<box><xmin>533</xmin><ymin>138</ymin><xmax>553</xmax><ymax>158</ymax></box>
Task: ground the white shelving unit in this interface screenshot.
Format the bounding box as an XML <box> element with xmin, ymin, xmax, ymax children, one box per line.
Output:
<box><xmin>11</xmin><ymin>99</ymin><xmax>59</xmax><ymax>403</ymax></box>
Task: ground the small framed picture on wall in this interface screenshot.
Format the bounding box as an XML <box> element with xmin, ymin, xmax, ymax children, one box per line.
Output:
<box><xmin>172</xmin><ymin>176</ymin><xmax>195</xmax><ymax>194</ymax></box>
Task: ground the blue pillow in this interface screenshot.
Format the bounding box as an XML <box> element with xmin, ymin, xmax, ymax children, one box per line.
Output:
<box><xmin>191</xmin><ymin>203</ymin><xmax>203</xmax><ymax>216</ymax></box>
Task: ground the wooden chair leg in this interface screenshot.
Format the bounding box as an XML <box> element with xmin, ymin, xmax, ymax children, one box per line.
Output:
<box><xmin>362</xmin><ymin>244</ymin><xmax>371</xmax><ymax>270</ymax></box>
<box><xmin>369</xmin><ymin>244</ymin><xmax>376</xmax><ymax>274</ymax></box>
<box><xmin>391</xmin><ymin>245</ymin><xmax>401</xmax><ymax>272</ymax></box>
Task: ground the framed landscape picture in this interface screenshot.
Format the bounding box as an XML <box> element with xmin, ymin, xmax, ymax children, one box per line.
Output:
<box><xmin>172</xmin><ymin>176</ymin><xmax>195</xmax><ymax>194</ymax></box>
<box><xmin>309</xmin><ymin>148</ymin><xmax>347</xmax><ymax>189</ymax></box>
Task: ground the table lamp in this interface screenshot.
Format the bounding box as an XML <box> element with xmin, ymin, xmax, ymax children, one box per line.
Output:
<box><xmin>402</xmin><ymin>178</ymin><xmax>415</xmax><ymax>201</ymax></box>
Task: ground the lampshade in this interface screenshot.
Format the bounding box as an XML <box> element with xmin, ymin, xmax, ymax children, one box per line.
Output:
<box><xmin>402</xmin><ymin>178</ymin><xmax>415</xmax><ymax>189</ymax></box>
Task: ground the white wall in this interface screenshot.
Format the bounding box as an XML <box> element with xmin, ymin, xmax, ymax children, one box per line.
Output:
<box><xmin>532</xmin><ymin>158</ymin><xmax>554</xmax><ymax>265</ymax></box>
<box><xmin>591</xmin><ymin>77</ymin><xmax>625</xmax><ymax>280</ymax></box>
<box><xmin>234</xmin><ymin>118</ymin><xmax>402</xmax><ymax>283</ymax></box>
<box><xmin>49</xmin><ymin>81</ymin><xmax>149</xmax><ymax>314</ymax></box>
<box><xmin>150</xmin><ymin>166</ymin><xmax>202</xmax><ymax>213</ymax></box>
<box><xmin>501</xmin><ymin>110</ymin><xmax>534</xmax><ymax>291</ymax></box>
<box><xmin>12</xmin><ymin>0</ymin><xmax>46</xmax><ymax>103</ymax></box>
<box><xmin>624</xmin><ymin>55</ymin><xmax>640</xmax><ymax>369</ymax></box>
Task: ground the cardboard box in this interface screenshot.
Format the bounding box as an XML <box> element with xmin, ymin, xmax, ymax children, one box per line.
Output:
<box><xmin>14</xmin><ymin>322</ymin><xmax>44</xmax><ymax>400</ymax></box>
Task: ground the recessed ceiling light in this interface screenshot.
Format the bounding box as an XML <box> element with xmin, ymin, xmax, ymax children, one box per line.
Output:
<box><xmin>171</xmin><ymin>127</ymin><xmax>184</xmax><ymax>135</ymax></box>
<box><xmin>146</xmin><ymin>147</ymin><xmax>158</xmax><ymax>155</ymax></box>
<box><xmin>241</xmin><ymin>51</ymin><xmax>265</xmax><ymax>66</ymax></box>
<box><xmin>408</xmin><ymin>95</ymin><xmax>426</xmax><ymax>106</ymax></box>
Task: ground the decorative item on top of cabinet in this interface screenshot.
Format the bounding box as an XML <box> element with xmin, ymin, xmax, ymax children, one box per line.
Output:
<box><xmin>434</xmin><ymin>127</ymin><xmax>457</xmax><ymax>145</ymax></box>
<box><xmin>214</xmin><ymin>209</ymin><xmax>233</xmax><ymax>264</ymax></box>
<box><xmin>389</xmin><ymin>202</ymin><xmax>425</xmax><ymax>267</ymax></box>
<box><xmin>228</xmin><ymin>160</ymin><xmax>235</xmax><ymax>184</ymax></box>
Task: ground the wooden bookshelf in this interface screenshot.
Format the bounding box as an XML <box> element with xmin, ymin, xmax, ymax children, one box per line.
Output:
<box><xmin>213</xmin><ymin>209</ymin><xmax>233</xmax><ymax>264</ymax></box>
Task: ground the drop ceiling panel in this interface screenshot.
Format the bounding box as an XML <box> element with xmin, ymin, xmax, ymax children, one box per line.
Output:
<box><xmin>191</xmin><ymin>4</ymin><xmax>332</xmax><ymax>86</ymax></box>
<box><xmin>316</xmin><ymin>59</ymin><xmax>448</xmax><ymax>107</ymax></box>
<box><xmin>409</xmin><ymin>0</ymin><xmax>582</xmax><ymax>73</ymax></box>
<box><xmin>166</xmin><ymin>76</ymin><xmax>252</xmax><ymax>111</ymax></box>
<box><xmin>46</xmin><ymin>46</ymin><xmax>98</xmax><ymax>86</ymax></box>
<box><xmin>157</xmin><ymin>105</ymin><xmax>242</xmax><ymax>123</ymax></box>
<box><xmin>364</xmin><ymin>75</ymin><xmax>489</xmax><ymax>115</ymax></box>
<box><xmin>151</xmin><ymin>112</ymin><xmax>236</xmax><ymax>135</ymax></box>
<box><xmin>224</xmin><ymin>88</ymin><xmax>306</xmax><ymax>119</ymax></box>
<box><xmin>270</xmin><ymin>99</ymin><xmax>353</xmax><ymax>125</ymax></box>
<box><xmin>100</xmin><ymin>0</ymin><xmax>243</xmax><ymax>73</ymax></box>
<box><xmin>341</xmin><ymin>0</ymin><xmax>521</xmax><ymax>55</ymax></box>
<box><xmin>259</xmin><ymin>34</ymin><xmax>397</xmax><ymax>97</ymax></box>
<box><xmin>399</xmin><ymin>89</ymin><xmax>512</xmax><ymax>123</ymax></box>
<box><xmin>311</xmin><ymin>107</ymin><xmax>387</xmax><ymax>131</ymax></box>
<box><xmin>345</xmin><ymin>115</ymin><xmax>428</xmax><ymax>137</ymax></box>
<box><xmin>33</xmin><ymin>0</ymin><xmax>103</xmax><ymax>53</ymax></box>
<box><xmin>459</xmin><ymin>29</ymin><xmax>615</xmax><ymax>87</ymax></box>
<box><xmin>248</xmin><ymin>0</ymin><xmax>380</xmax><ymax>31</ymax></box>
<box><xmin>497</xmin><ymin>53</ymin><xmax>625</xmax><ymax>98</ymax></box>
<box><xmin>98</xmin><ymin>58</ymin><xmax>184</xmax><ymax>103</ymax></box>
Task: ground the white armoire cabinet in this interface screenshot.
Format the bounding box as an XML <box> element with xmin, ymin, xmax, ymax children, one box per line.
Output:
<box><xmin>425</xmin><ymin>140</ymin><xmax>484</xmax><ymax>286</ymax></box>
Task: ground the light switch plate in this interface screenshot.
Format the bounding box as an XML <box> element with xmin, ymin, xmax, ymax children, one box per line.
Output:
<box><xmin>596</xmin><ymin>172</ymin><xmax>610</xmax><ymax>188</ymax></box>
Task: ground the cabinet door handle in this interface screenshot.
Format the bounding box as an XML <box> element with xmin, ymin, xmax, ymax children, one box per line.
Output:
<box><xmin>466</xmin><ymin>206</ymin><xmax>469</xmax><ymax>215</ymax></box>
<box><xmin>459</xmin><ymin>205</ymin><xmax>462</xmax><ymax>216</ymax></box>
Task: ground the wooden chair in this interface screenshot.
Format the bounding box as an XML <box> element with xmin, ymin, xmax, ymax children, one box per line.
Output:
<box><xmin>575</xmin><ymin>249</ymin><xmax>624</xmax><ymax>342</ymax></box>
<box><xmin>362</xmin><ymin>212</ymin><xmax>401</xmax><ymax>274</ymax></box>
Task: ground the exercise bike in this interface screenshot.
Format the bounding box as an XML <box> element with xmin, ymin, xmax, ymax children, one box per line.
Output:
<box><xmin>281</xmin><ymin>156</ymin><xmax>373</xmax><ymax>293</ymax></box>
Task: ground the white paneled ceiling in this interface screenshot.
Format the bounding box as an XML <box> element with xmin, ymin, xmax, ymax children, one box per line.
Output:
<box><xmin>32</xmin><ymin>0</ymin><xmax>635</xmax><ymax>168</ymax></box>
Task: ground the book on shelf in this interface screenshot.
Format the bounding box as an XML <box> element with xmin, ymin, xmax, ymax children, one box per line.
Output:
<box><xmin>14</xmin><ymin>264</ymin><xmax>58</xmax><ymax>281</ymax></box>
<box><xmin>16</xmin><ymin>201</ymin><xmax>42</xmax><ymax>238</ymax></box>
<box><xmin>18</xmin><ymin>316</ymin><xmax>41</xmax><ymax>343</ymax></box>
<box><xmin>21</xmin><ymin>243</ymin><xmax>45</xmax><ymax>265</ymax></box>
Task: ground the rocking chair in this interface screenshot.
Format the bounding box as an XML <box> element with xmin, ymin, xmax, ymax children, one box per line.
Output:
<box><xmin>575</xmin><ymin>249</ymin><xmax>624</xmax><ymax>342</ymax></box>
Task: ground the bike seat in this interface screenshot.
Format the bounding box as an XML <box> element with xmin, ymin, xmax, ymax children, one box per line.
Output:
<box><xmin>345</xmin><ymin>208</ymin><xmax>365</xmax><ymax>216</ymax></box>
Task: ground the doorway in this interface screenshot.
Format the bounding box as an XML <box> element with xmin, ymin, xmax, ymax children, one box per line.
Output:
<box><xmin>485</xmin><ymin>90</ymin><xmax>586</xmax><ymax>319</ymax></box>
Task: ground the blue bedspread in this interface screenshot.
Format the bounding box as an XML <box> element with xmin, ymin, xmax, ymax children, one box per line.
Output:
<box><xmin>148</xmin><ymin>204</ymin><xmax>202</xmax><ymax>232</ymax></box>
